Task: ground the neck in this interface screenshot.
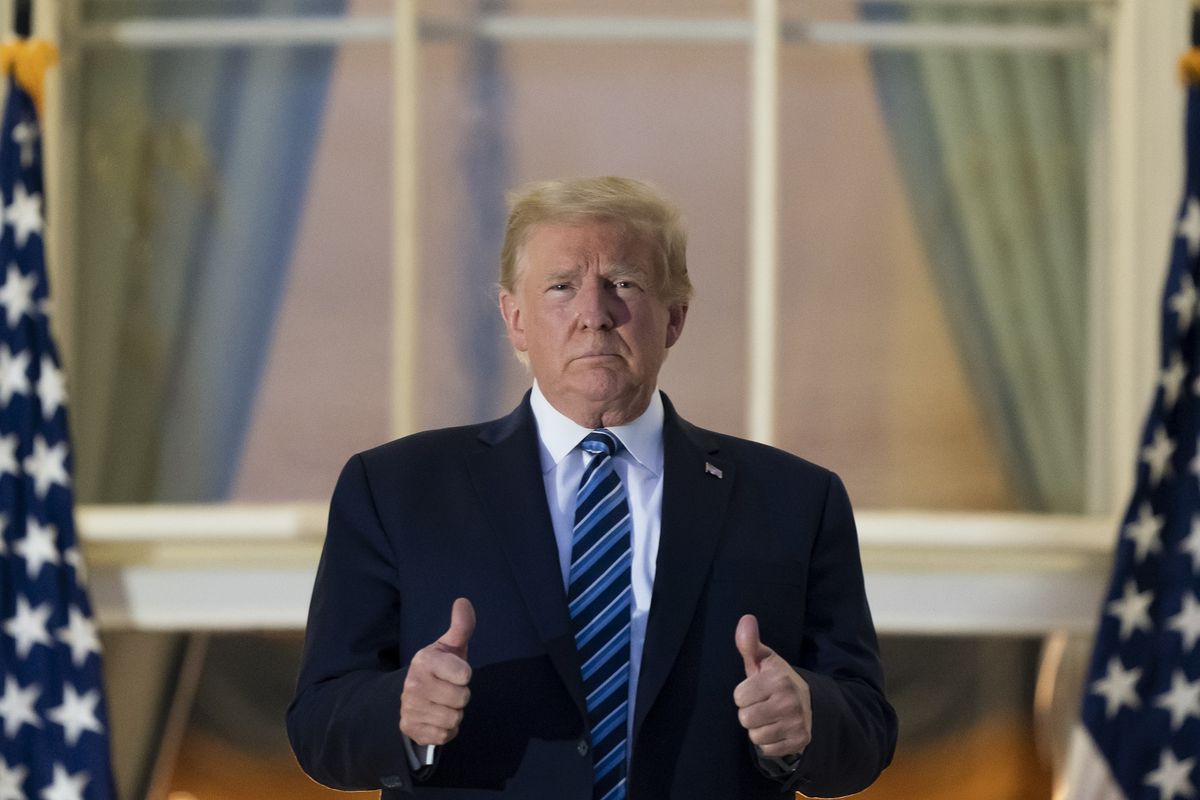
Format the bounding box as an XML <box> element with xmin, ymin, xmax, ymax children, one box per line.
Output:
<box><xmin>549</xmin><ymin>391</ymin><xmax>654</xmax><ymax>429</ymax></box>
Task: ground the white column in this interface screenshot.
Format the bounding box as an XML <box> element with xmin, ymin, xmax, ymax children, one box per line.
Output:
<box><xmin>1090</xmin><ymin>0</ymin><xmax>1190</xmax><ymax>513</ymax></box>
<box><xmin>747</xmin><ymin>0</ymin><xmax>780</xmax><ymax>444</ymax></box>
<box><xmin>393</xmin><ymin>0</ymin><xmax>420</xmax><ymax>437</ymax></box>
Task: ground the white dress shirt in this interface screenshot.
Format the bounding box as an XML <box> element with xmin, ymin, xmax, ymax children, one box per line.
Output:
<box><xmin>529</xmin><ymin>381</ymin><xmax>664</xmax><ymax>744</ymax></box>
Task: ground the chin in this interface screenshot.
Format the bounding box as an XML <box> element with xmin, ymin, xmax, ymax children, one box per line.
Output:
<box><xmin>570</xmin><ymin>368</ymin><xmax>634</xmax><ymax>404</ymax></box>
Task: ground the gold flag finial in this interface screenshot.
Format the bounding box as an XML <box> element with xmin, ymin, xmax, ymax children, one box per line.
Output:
<box><xmin>1182</xmin><ymin>49</ymin><xmax>1200</xmax><ymax>85</ymax></box>
<box><xmin>1186</xmin><ymin>1</ymin><xmax>1200</xmax><ymax>84</ymax></box>
<box><xmin>0</xmin><ymin>39</ymin><xmax>57</xmax><ymax>116</ymax></box>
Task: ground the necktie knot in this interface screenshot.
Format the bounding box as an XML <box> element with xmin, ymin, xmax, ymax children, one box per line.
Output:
<box><xmin>580</xmin><ymin>429</ymin><xmax>620</xmax><ymax>458</ymax></box>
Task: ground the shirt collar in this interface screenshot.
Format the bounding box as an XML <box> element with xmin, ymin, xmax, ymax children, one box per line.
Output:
<box><xmin>530</xmin><ymin>380</ymin><xmax>665</xmax><ymax>476</ymax></box>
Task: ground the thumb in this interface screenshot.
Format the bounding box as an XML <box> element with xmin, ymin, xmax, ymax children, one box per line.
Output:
<box><xmin>438</xmin><ymin>597</ymin><xmax>476</xmax><ymax>656</ymax></box>
<box><xmin>735</xmin><ymin>614</ymin><xmax>772</xmax><ymax>676</ymax></box>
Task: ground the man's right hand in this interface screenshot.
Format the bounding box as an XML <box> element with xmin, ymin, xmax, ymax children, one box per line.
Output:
<box><xmin>400</xmin><ymin>597</ymin><xmax>476</xmax><ymax>746</ymax></box>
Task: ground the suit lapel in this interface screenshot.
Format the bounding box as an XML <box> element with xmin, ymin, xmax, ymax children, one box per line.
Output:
<box><xmin>467</xmin><ymin>396</ymin><xmax>587</xmax><ymax>719</ymax></box>
<box><xmin>633</xmin><ymin>397</ymin><xmax>734</xmax><ymax>740</ymax></box>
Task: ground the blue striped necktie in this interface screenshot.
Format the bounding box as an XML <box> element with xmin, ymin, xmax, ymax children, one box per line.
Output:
<box><xmin>567</xmin><ymin>429</ymin><xmax>633</xmax><ymax>800</ymax></box>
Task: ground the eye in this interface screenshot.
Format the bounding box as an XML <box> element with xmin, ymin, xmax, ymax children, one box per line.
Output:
<box><xmin>547</xmin><ymin>283</ymin><xmax>571</xmax><ymax>292</ymax></box>
<box><xmin>613</xmin><ymin>280</ymin><xmax>639</xmax><ymax>290</ymax></box>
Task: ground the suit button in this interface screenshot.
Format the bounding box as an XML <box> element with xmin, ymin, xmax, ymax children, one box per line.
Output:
<box><xmin>577</xmin><ymin>738</ymin><xmax>590</xmax><ymax>757</ymax></box>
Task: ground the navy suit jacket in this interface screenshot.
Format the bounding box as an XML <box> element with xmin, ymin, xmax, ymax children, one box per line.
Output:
<box><xmin>287</xmin><ymin>394</ymin><xmax>896</xmax><ymax>799</ymax></box>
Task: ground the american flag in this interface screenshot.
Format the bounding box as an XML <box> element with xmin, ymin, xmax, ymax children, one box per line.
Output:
<box><xmin>0</xmin><ymin>66</ymin><xmax>117</xmax><ymax>799</ymax></box>
<box><xmin>1064</xmin><ymin>48</ymin><xmax>1200</xmax><ymax>800</ymax></box>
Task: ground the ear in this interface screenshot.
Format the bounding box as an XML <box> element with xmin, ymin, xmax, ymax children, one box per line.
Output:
<box><xmin>665</xmin><ymin>304</ymin><xmax>688</xmax><ymax>349</ymax></box>
<box><xmin>499</xmin><ymin>290</ymin><xmax>528</xmax><ymax>353</ymax></box>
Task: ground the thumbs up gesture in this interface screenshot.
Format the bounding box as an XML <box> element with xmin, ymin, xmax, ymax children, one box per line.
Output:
<box><xmin>400</xmin><ymin>598</ymin><xmax>476</xmax><ymax>746</ymax></box>
<box><xmin>732</xmin><ymin>614</ymin><xmax>813</xmax><ymax>759</ymax></box>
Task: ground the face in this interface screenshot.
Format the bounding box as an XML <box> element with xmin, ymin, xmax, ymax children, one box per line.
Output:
<box><xmin>499</xmin><ymin>220</ymin><xmax>687</xmax><ymax>428</ymax></box>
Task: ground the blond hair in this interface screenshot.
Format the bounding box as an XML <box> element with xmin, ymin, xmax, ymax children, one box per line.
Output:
<box><xmin>499</xmin><ymin>176</ymin><xmax>693</xmax><ymax>306</ymax></box>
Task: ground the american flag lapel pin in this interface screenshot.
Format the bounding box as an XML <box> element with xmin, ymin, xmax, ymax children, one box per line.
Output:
<box><xmin>704</xmin><ymin>462</ymin><xmax>723</xmax><ymax>479</ymax></box>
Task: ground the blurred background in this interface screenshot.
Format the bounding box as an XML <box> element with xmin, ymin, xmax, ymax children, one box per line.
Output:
<box><xmin>9</xmin><ymin>0</ymin><xmax>1190</xmax><ymax>797</ymax></box>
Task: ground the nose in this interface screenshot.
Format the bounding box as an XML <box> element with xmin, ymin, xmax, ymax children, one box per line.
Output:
<box><xmin>574</xmin><ymin>280</ymin><xmax>615</xmax><ymax>330</ymax></box>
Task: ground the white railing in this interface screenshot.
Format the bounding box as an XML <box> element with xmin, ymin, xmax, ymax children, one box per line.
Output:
<box><xmin>78</xmin><ymin>503</ymin><xmax>1116</xmax><ymax>634</ymax></box>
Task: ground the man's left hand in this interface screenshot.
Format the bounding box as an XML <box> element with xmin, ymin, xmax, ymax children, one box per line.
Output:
<box><xmin>733</xmin><ymin>614</ymin><xmax>812</xmax><ymax>759</ymax></box>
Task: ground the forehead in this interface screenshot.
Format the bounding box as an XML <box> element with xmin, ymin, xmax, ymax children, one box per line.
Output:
<box><xmin>520</xmin><ymin>219</ymin><xmax>654</xmax><ymax>272</ymax></box>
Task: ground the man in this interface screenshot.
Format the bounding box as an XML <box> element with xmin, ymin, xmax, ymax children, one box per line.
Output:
<box><xmin>287</xmin><ymin>177</ymin><xmax>896</xmax><ymax>799</ymax></box>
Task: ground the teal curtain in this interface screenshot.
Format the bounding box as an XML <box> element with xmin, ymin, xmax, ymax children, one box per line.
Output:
<box><xmin>71</xmin><ymin>2</ymin><xmax>342</xmax><ymax>795</ymax></box>
<box><xmin>864</xmin><ymin>2</ymin><xmax>1091</xmax><ymax>513</ymax></box>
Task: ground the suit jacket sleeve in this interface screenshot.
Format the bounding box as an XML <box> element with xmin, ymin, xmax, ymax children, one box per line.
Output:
<box><xmin>286</xmin><ymin>453</ymin><xmax>415</xmax><ymax>792</ymax></box>
<box><xmin>784</xmin><ymin>472</ymin><xmax>897</xmax><ymax>798</ymax></box>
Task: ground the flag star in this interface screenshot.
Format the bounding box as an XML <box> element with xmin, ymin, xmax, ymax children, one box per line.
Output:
<box><xmin>35</xmin><ymin>357</ymin><xmax>64</xmax><ymax>420</ymax></box>
<box><xmin>22</xmin><ymin>436</ymin><xmax>68</xmax><ymax>499</ymax></box>
<box><xmin>0</xmin><ymin>755</ymin><xmax>27</xmax><ymax>800</ymax></box>
<box><xmin>1145</xmin><ymin>748</ymin><xmax>1197</xmax><ymax>800</ymax></box>
<box><xmin>0</xmin><ymin>434</ymin><xmax>16</xmax><ymax>479</ymax></box>
<box><xmin>3</xmin><ymin>183</ymin><xmax>41</xmax><ymax>250</ymax></box>
<box><xmin>3</xmin><ymin>595</ymin><xmax>52</xmax><ymax>658</ymax></box>
<box><xmin>37</xmin><ymin>764</ymin><xmax>86</xmax><ymax>800</ymax></box>
<box><xmin>0</xmin><ymin>675</ymin><xmax>41</xmax><ymax>738</ymax></box>
<box><xmin>1170</xmin><ymin>270</ymin><xmax>1200</xmax><ymax>331</ymax></box>
<box><xmin>0</xmin><ymin>345</ymin><xmax>29</xmax><ymax>407</ymax></box>
<box><xmin>13</xmin><ymin>518</ymin><xmax>58</xmax><ymax>579</ymax></box>
<box><xmin>0</xmin><ymin>264</ymin><xmax>35</xmax><ymax>329</ymax></box>
<box><xmin>1106</xmin><ymin>579</ymin><xmax>1154</xmax><ymax>639</ymax></box>
<box><xmin>55</xmin><ymin>607</ymin><xmax>100</xmax><ymax>668</ymax></box>
<box><xmin>1155</xmin><ymin>670</ymin><xmax>1200</xmax><ymax>731</ymax></box>
<box><xmin>1163</xmin><ymin>351</ymin><xmax>1188</xmax><ymax>409</ymax></box>
<box><xmin>1180</xmin><ymin>197</ymin><xmax>1200</xmax><ymax>258</ymax></box>
<box><xmin>1183</xmin><ymin>516</ymin><xmax>1200</xmax><ymax>572</ymax></box>
<box><xmin>46</xmin><ymin>684</ymin><xmax>103</xmax><ymax>747</ymax></box>
<box><xmin>1091</xmin><ymin>656</ymin><xmax>1143</xmax><ymax>718</ymax></box>
<box><xmin>1142</xmin><ymin>426</ymin><xmax>1176</xmax><ymax>485</ymax></box>
<box><xmin>1168</xmin><ymin>592</ymin><xmax>1200</xmax><ymax>651</ymax></box>
<box><xmin>61</xmin><ymin>547</ymin><xmax>87</xmax><ymax>585</ymax></box>
<box><xmin>11</xmin><ymin>119</ymin><xmax>36</xmax><ymax>168</ymax></box>
<box><xmin>1124</xmin><ymin>502</ymin><xmax>1164</xmax><ymax>562</ymax></box>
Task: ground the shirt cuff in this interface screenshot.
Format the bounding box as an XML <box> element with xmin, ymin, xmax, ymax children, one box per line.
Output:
<box><xmin>754</xmin><ymin>746</ymin><xmax>802</xmax><ymax>778</ymax></box>
<box><xmin>402</xmin><ymin>735</ymin><xmax>438</xmax><ymax>774</ymax></box>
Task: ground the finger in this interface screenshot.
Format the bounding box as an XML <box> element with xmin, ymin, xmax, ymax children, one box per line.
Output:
<box><xmin>438</xmin><ymin>597</ymin><xmax>476</xmax><ymax>656</ymax></box>
<box><xmin>408</xmin><ymin>702</ymin><xmax>464</xmax><ymax>731</ymax></box>
<box><xmin>403</xmin><ymin>721</ymin><xmax>461</xmax><ymax>747</ymax></box>
<box><xmin>421</xmin><ymin>681</ymin><xmax>471</xmax><ymax>710</ymax></box>
<box><xmin>409</xmin><ymin>645</ymin><xmax>473</xmax><ymax>686</ymax></box>
<box><xmin>429</xmin><ymin>651</ymin><xmax>472</xmax><ymax>686</ymax></box>
<box><xmin>737</xmin><ymin>699</ymin><xmax>783</xmax><ymax>731</ymax></box>
<box><xmin>757</xmin><ymin>736</ymin><xmax>809</xmax><ymax>759</ymax></box>
<box><xmin>745</xmin><ymin>719</ymin><xmax>792</xmax><ymax>748</ymax></box>
<box><xmin>401</xmin><ymin>695</ymin><xmax>465</xmax><ymax>729</ymax></box>
<box><xmin>735</xmin><ymin>614</ymin><xmax>772</xmax><ymax>676</ymax></box>
<box><xmin>732</xmin><ymin>675</ymin><xmax>772</xmax><ymax>709</ymax></box>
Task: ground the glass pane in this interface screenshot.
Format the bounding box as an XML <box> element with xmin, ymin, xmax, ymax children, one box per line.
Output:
<box><xmin>71</xmin><ymin>30</ymin><xmax>390</xmax><ymax>503</ymax></box>
<box><xmin>413</xmin><ymin>0</ymin><xmax>749</xmax><ymax>437</ymax></box>
<box><xmin>776</xmin><ymin>6</ymin><xmax>1092</xmax><ymax>513</ymax></box>
<box><xmin>231</xmin><ymin>39</ymin><xmax>393</xmax><ymax>501</ymax></box>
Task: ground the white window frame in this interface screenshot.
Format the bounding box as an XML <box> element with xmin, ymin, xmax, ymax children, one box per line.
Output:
<box><xmin>39</xmin><ymin>0</ymin><xmax>1183</xmax><ymax>634</ymax></box>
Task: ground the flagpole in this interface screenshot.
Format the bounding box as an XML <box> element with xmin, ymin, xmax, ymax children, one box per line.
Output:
<box><xmin>1193</xmin><ymin>0</ymin><xmax>1200</xmax><ymax>48</ymax></box>
<box><xmin>13</xmin><ymin>0</ymin><xmax>30</xmax><ymax>38</ymax></box>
